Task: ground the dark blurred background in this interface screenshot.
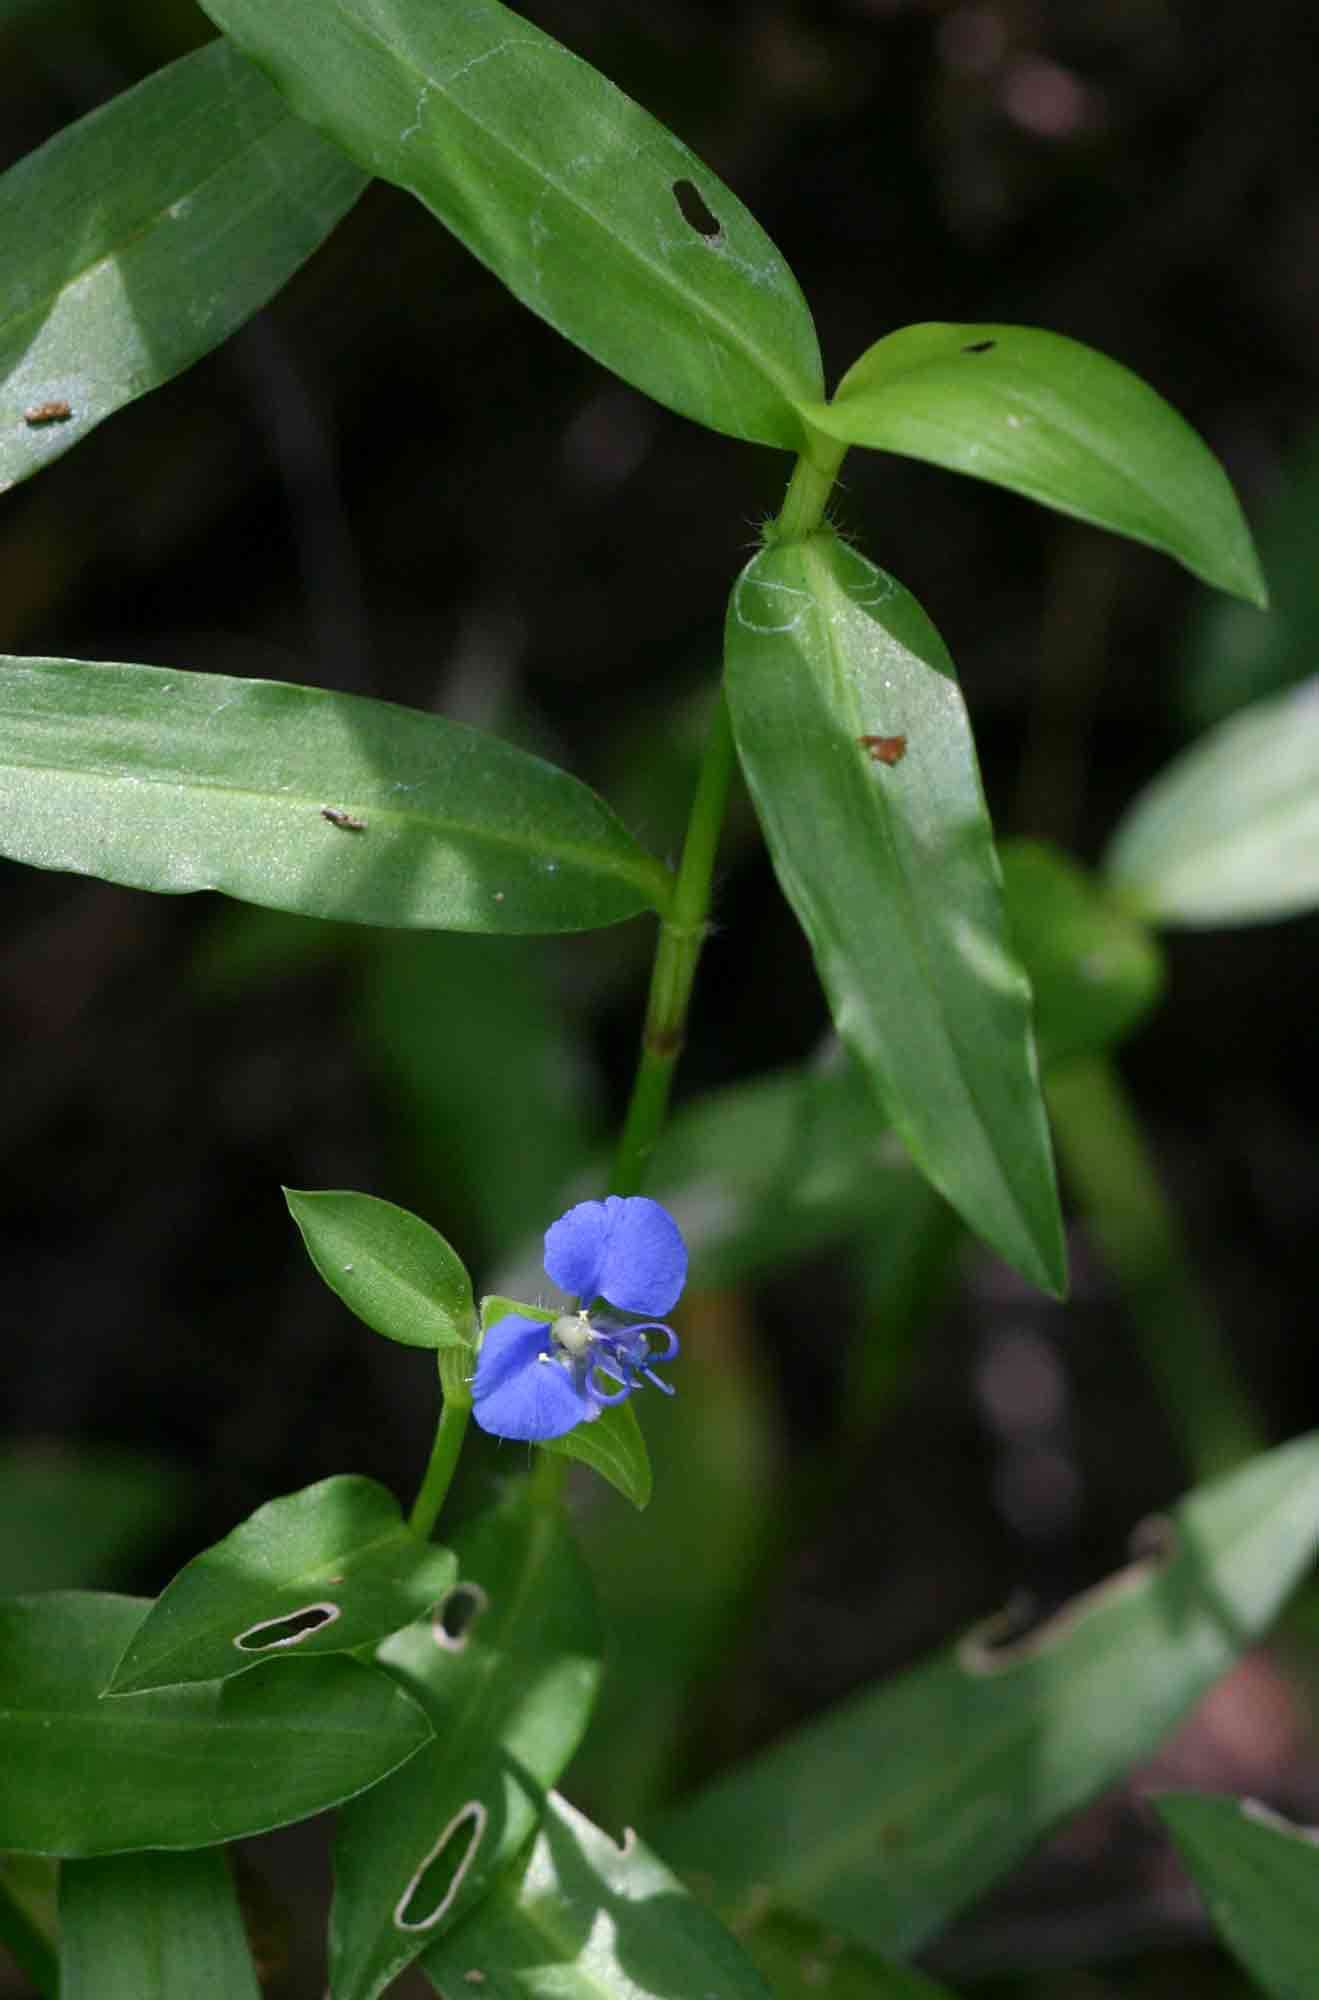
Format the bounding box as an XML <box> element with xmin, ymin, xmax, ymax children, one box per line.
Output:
<box><xmin>3</xmin><ymin>1</ymin><xmax>1318</xmax><ymax>1993</ymax></box>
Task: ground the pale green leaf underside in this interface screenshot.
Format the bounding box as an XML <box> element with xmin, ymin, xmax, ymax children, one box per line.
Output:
<box><xmin>0</xmin><ymin>1592</ymin><xmax>431</xmax><ymax>1856</ymax></box>
<box><xmin>725</xmin><ymin>531</ymin><xmax>1065</xmax><ymax>1294</ymax></box>
<box><xmin>656</xmin><ymin>1432</ymin><xmax>1319</xmax><ymax>1959</ymax></box>
<box><xmin>285</xmin><ymin>1188</ymin><xmax>476</xmax><ymax>1351</ymax></box>
<box><xmin>195</xmin><ymin>0</ymin><xmax>822</xmax><ymax>448</ymax></box>
<box><xmin>801</xmin><ymin>323</ymin><xmax>1267</xmax><ymax>606</ymax></box>
<box><xmin>106</xmin><ymin>1476</ymin><xmax>456</xmax><ymax>1694</ymax></box>
<box><xmin>422</xmin><ymin>1790</ymin><xmax>772</xmax><ymax>1999</ymax></box>
<box><xmin>0</xmin><ymin>40</ymin><xmax>365</xmax><ymax>495</ymax></box>
<box><xmin>0</xmin><ymin>656</ymin><xmax>668</xmax><ymax>933</ymax></box>
<box><xmin>59</xmin><ymin>1851</ymin><xmax>260</xmax><ymax>2000</ymax></box>
<box><xmin>1105</xmin><ymin>677</ymin><xmax>1319</xmax><ymax>926</ymax></box>
<box><xmin>1158</xmin><ymin>1793</ymin><xmax>1319</xmax><ymax>2000</ymax></box>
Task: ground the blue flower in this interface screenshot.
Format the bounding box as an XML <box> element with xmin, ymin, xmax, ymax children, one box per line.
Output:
<box><xmin>471</xmin><ymin>1196</ymin><xmax>687</xmax><ymax>1442</ymax></box>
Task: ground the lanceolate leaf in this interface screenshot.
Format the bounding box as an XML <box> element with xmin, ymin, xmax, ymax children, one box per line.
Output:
<box><xmin>421</xmin><ymin>1791</ymin><xmax>772</xmax><ymax>2000</ymax></box>
<box><xmin>0</xmin><ymin>657</ymin><xmax>669</xmax><ymax>933</ymax></box>
<box><xmin>285</xmin><ymin>1190</ymin><xmax>477</xmax><ymax>1352</ymax></box>
<box><xmin>106</xmin><ymin>1477</ymin><xmax>457</xmax><ymax>1695</ymax></box>
<box><xmin>800</xmin><ymin>324</ymin><xmax>1267</xmax><ymax>606</ymax></box>
<box><xmin>1104</xmin><ymin>678</ymin><xmax>1319</xmax><ymax>926</ymax></box>
<box><xmin>328</xmin><ymin>1485</ymin><xmax>602</xmax><ymax>2000</ymax></box>
<box><xmin>656</xmin><ymin>1432</ymin><xmax>1319</xmax><ymax>1960</ymax></box>
<box><xmin>725</xmin><ymin>531</ymin><xmax>1065</xmax><ymax>1294</ymax></box>
<box><xmin>59</xmin><ymin>1850</ymin><xmax>260</xmax><ymax>2000</ymax></box>
<box><xmin>1158</xmin><ymin>1793</ymin><xmax>1319</xmax><ymax>2000</ymax></box>
<box><xmin>195</xmin><ymin>0</ymin><xmax>822</xmax><ymax>448</ymax></box>
<box><xmin>0</xmin><ymin>1593</ymin><xmax>431</xmax><ymax>1856</ymax></box>
<box><xmin>0</xmin><ymin>40</ymin><xmax>365</xmax><ymax>495</ymax></box>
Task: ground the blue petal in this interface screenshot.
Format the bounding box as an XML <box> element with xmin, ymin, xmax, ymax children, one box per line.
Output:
<box><xmin>544</xmin><ymin>1196</ymin><xmax>687</xmax><ymax>1316</ymax></box>
<box><xmin>471</xmin><ymin>1315</ymin><xmax>591</xmax><ymax>1442</ymax></box>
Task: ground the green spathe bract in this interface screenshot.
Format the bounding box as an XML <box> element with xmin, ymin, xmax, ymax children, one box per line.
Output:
<box><xmin>799</xmin><ymin>322</ymin><xmax>1267</xmax><ymax>606</ymax></box>
<box><xmin>0</xmin><ymin>657</ymin><xmax>670</xmax><ymax>934</ymax></box>
<box><xmin>285</xmin><ymin>1190</ymin><xmax>476</xmax><ymax>1351</ymax></box>
<box><xmin>725</xmin><ymin>529</ymin><xmax>1065</xmax><ymax>1295</ymax></box>
<box><xmin>106</xmin><ymin>1476</ymin><xmax>457</xmax><ymax>1695</ymax></box>
<box><xmin>0</xmin><ymin>40</ymin><xmax>365</xmax><ymax>495</ymax></box>
<box><xmin>195</xmin><ymin>0</ymin><xmax>823</xmax><ymax>449</ymax></box>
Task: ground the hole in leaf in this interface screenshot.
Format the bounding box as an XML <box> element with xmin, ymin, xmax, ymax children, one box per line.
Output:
<box><xmin>234</xmin><ymin>1601</ymin><xmax>341</xmax><ymax>1652</ymax></box>
<box><xmin>394</xmin><ymin>1801</ymin><xmax>488</xmax><ymax>1931</ymax></box>
<box><xmin>672</xmin><ymin>178</ymin><xmax>722</xmax><ymax>239</ymax></box>
<box><xmin>433</xmin><ymin>1582</ymin><xmax>488</xmax><ymax>1651</ymax></box>
<box><xmin>962</xmin><ymin>339</ymin><xmax>996</xmax><ymax>354</ymax></box>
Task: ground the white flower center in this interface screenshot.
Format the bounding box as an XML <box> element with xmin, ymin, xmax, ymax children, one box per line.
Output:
<box><xmin>551</xmin><ymin>1311</ymin><xmax>593</xmax><ymax>1359</ymax></box>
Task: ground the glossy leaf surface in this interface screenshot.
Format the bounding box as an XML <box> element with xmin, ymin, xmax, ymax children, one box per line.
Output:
<box><xmin>801</xmin><ymin>323</ymin><xmax>1266</xmax><ymax>604</ymax></box>
<box><xmin>1105</xmin><ymin>678</ymin><xmax>1319</xmax><ymax>925</ymax></box>
<box><xmin>329</xmin><ymin>1484</ymin><xmax>601</xmax><ymax>2000</ymax></box>
<box><xmin>1158</xmin><ymin>1793</ymin><xmax>1319</xmax><ymax>2000</ymax></box>
<box><xmin>725</xmin><ymin>531</ymin><xmax>1064</xmax><ymax>1294</ymax></box>
<box><xmin>59</xmin><ymin>1849</ymin><xmax>259</xmax><ymax>2000</ymax></box>
<box><xmin>0</xmin><ymin>40</ymin><xmax>364</xmax><ymax>495</ymax></box>
<box><xmin>285</xmin><ymin>1189</ymin><xmax>476</xmax><ymax>1351</ymax></box>
<box><xmin>657</xmin><ymin>1432</ymin><xmax>1319</xmax><ymax>1958</ymax></box>
<box><xmin>0</xmin><ymin>656</ymin><xmax>668</xmax><ymax>933</ymax></box>
<box><xmin>0</xmin><ymin>1592</ymin><xmax>431</xmax><ymax>1855</ymax></box>
<box><xmin>999</xmin><ymin>838</ymin><xmax>1164</xmax><ymax>1068</ymax></box>
<box><xmin>107</xmin><ymin>1476</ymin><xmax>456</xmax><ymax>1694</ymax></box>
<box><xmin>422</xmin><ymin>1790</ymin><xmax>771</xmax><ymax>1999</ymax></box>
<box><xmin>196</xmin><ymin>0</ymin><xmax>822</xmax><ymax>448</ymax></box>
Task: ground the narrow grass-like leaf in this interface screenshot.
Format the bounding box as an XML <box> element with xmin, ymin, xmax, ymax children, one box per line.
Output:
<box><xmin>421</xmin><ymin>1790</ymin><xmax>772</xmax><ymax>1999</ymax></box>
<box><xmin>1105</xmin><ymin>678</ymin><xmax>1319</xmax><ymax>925</ymax></box>
<box><xmin>0</xmin><ymin>656</ymin><xmax>669</xmax><ymax>933</ymax></box>
<box><xmin>1158</xmin><ymin>1793</ymin><xmax>1319</xmax><ymax>2000</ymax></box>
<box><xmin>1000</xmin><ymin>839</ymin><xmax>1164</xmax><ymax>1068</ymax></box>
<box><xmin>800</xmin><ymin>324</ymin><xmax>1266</xmax><ymax>604</ymax></box>
<box><xmin>329</xmin><ymin>1485</ymin><xmax>601</xmax><ymax>2000</ymax></box>
<box><xmin>656</xmin><ymin>1431</ymin><xmax>1319</xmax><ymax>1959</ymax></box>
<box><xmin>286</xmin><ymin>1189</ymin><xmax>476</xmax><ymax>1351</ymax></box>
<box><xmin>195</xmin><ymin>0</ymin><xmax>822</xmax><ymax>448</ymax></box>
<box><xmin>106</xmin><ymin>1476</ymin><xmax>456</xmax><ymax>1694</ymax></box>
<box><xmin>0</xmin><ymin>40</ymin><xmax>365</xmax><ymax>494</ymax></box>
<box><xmin>725</xmin><ymin>531</ymin><xmax>1065</xmax><ymax>1294</ymax></box>
<box><xmin>0</xmin><ymin>1592</ymin><xmax>431</xmax><ymax>1856</ymax></box>
<box><xmin>59</xmin><ymin>1850</ymin><xmax>260</xmax><ymax>2000</ymax></box>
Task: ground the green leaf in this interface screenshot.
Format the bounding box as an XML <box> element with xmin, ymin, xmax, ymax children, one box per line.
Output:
<box><xmin>1104</xmin><ymin>678</ymin><xmax>1319</xmax><ymax>926</ymax></box>
<box><xmin>1157</xmin><ymin>1793</ymin><xmax>1319</xmax><ymax>2000</ymax></box>
<box><xmin>656</xmin><ymin>1431</ymin><xmax>1319</xmax><ymax>1960</ymax></box>
<box><xmin>285</xmin><ymin>1189</ymin><xmax>476</xmax><ymax>1352</ymax></box>
<box><xmin>800</xmin><ymin>323</ymin><xmax>1266</xmax><ymax>606</ymax></box>
<box><xmin>999</xmin><ymin>838</ymin><xmax>1165</xmax><ymax>1068</ymax></box>
<box><xmin>105</xmin><ymin>1476</ymin><xmax>457</xmax><ymax>1695</ymax></box>
<box><xmin>328</xmin><ymin>1483</ymin><xmax>601</xmax><ymax>2000</ymax></box>
<box><xmin>421</xmin><ymin>1790</ymin><xmax>772</xmax><ymax>1999</ymax></box>
<box><xmin>741</xmin><ymin>1912</ymin><xmax>960</xmax><ymax>2000</ymax></box>
<box><xmin>0</xmin><ymin>1591</ymin><xmax>431</xmax><ymax>1855</ymax></box>
<box><xmin>477</xmin><ymin>1296</ymin><xmax>654</xmax><ymax>1510</ymax></box>
<box><xmin>59</xmin><ymin>1849</ymin><xmax>259</xmax><ymax>2000</ymax></box>
<box><xmin>0</xmin><ymin>40</ymin><xmax>365</xmax><ymax>496</ymax></box>
<box><xmin>194</xmin><ymin>0</ymin><xmax>822</xmax><ymax>448</ymax></box>
<box><xmin>0</xmin><ymin>656</ymin><xmax>669</xmax><ymax>932</ymax></box>
<box><xmin>725</xmin><ymin>530</ymin><xmax>1065</xmax><ymax>1295</ymax></box>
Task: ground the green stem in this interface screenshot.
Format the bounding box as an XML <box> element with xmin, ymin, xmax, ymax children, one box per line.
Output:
<box><xmin>0</xmin><ymin>1869</ymin><xmax>58</xmax><ymax>1998</ymax></box>
<box><xmin>610</xmin><ymin>687</ymin><xmax>739</xmax><ymax>1197</ymax></box>
<box><xmin>770</xmin><ymin>434</ymin><xmax>848</xmax><ymax>544</ymax></box>
<box><xmin>1047</xmin><ymin>1054</ymin><xmax>1264</xmax><ymax>1483</ymax></box>
<box><xmin>408</xmin><ymin>1385</ymin><xmax>471</xmax><ymax>1540</ymax></box>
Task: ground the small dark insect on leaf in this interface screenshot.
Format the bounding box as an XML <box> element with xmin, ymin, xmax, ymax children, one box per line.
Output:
<box><xmin>320</xmin><ymin>805</ymin><xmax>367</xmax><ymax>832</ymax></box>
<box><xmin>859</xmin><ymin>733</ymin><xmax>908</xmax><ymax>766</ymax></box>
<box><xmin>961</xmin><ymin>340</ymin><xmax>996</xmax><ymax>355</ymax></box>
<box><xmin>24</xmin><ymin>399</ymin><xmax>72</xmax><ymax>425</ymax></box>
